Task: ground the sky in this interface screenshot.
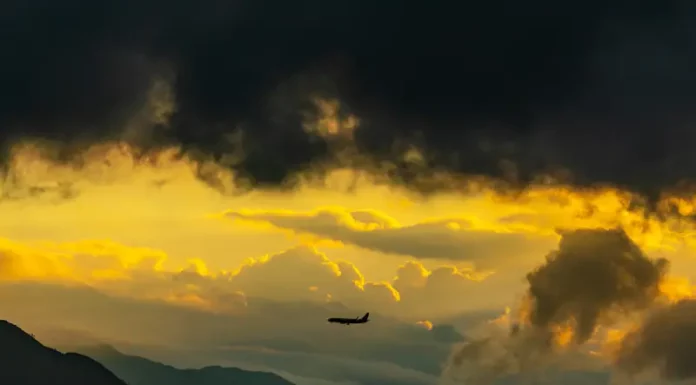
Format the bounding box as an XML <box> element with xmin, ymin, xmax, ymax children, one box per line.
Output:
<box><xmin>3</xmin><ymin>1</ymin><xmax>696</xmax><ymax>385</ymax></box>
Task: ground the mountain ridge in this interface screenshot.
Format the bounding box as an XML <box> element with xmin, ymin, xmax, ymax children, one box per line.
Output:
<box><xmin>73</xmin><ymin>343</ymin><xmax>296</xmax><ymax>385</ymax></box>
<box><xmin>0</xmin><ymin>320</ymin><xmax>128</xmax><ymax>385</ymax></box>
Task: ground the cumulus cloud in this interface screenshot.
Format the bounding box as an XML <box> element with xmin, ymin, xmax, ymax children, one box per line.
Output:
<box><xmin>0</xmin><ymin>236</ymin><xmax>496</xmax><ymax>322</ymax></box>
<box><xmin>219</xmin><ymin>246</ymin><xmax>509</xmax><ymax>319</ymax></box>
<box><xmin>0</xmin><ymin>239</ymin><xmax>357</xmax><ymax>313</ymax></box>
<box><xmin>222</xmin><ymin>245</ymin><xmax>399</xmax><ymax>309</ymax></box>
<box><xmin>392</xmin><ymin>262</ymin><xmax>495</xmax><ymax>317</ymax></box>
<box><xmin>524</xmin><ymin>228</ymin><xmax>668</xmax><ymax>344</ymax></box>
<box><xmin>441</xmin><ymin>228</ymin><xmax>674</xmax><ymax>385</ymax></box>
<box><xmin>161</xmin><ymin>246</ymin><xmax>497</xmax><ymax>319</ymax></box>
<box><xmin>224</xmin><ymin>207</ymin><xmax>556</xmax><ymax>267</ymax></box>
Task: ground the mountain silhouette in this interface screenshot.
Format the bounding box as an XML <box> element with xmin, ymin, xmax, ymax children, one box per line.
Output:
<box><xmin>75</xmin><ymin>344</ymin><xmax>296</xmax><ymax>385</ymax></box>
<box><xmin>0</xmin><ymin>320</ymin><xmax>128</xmax><ymax>385</ymax></box>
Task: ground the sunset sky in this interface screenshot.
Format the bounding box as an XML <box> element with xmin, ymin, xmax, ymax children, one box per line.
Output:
<box><xmin>4</xmin><ymin>133</ymin><xmax>696</xmax><ymax>385</ymax></box>
<box><xmin>4</xmin><ymin>1</ymin><xmax>696</xmax><ymax>384</ymax></box>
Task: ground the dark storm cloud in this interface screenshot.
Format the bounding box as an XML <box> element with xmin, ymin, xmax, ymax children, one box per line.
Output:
<box><xmin>525</xmin><ymin>228</ymin><xmax>668</xmax><ymax>344</ymax></box>
<box><xmin>3</xmin><ymin>0</ymin><xmax>696</xmax><ymax>199</ymax></box>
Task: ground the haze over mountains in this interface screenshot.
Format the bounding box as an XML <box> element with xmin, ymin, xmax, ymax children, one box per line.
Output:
<box><xmin>68</xmin><ymin>344</ymin><xmax>295</xmax><ymax>385</ymax></box>
<box><xmin>2</xmin><ymin>281</ymin><xmax>464</xmax><ymax>384</ymax></box>
<box><xmin>0</xmin><ymin>316</ymin><xmax>619</xmax><ymax>385</ymax></box>
<box><xmin>1</xmin><ymin>318</ymin><xmax>297</xmax><ymax>385</ymax></box>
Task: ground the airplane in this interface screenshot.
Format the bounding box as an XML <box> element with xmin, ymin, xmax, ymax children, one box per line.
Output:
<box><xmin>327</xmin><ymin>312</ymin><xmax>370</xmax><ymax>325</ymax></box>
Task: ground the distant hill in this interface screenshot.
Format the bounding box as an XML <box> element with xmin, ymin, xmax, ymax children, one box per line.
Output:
<box><xmin>0</xmin><ymin>320</ymin><xmax>128</xmax><ymax>385</ymax></box>
<box><xmin>75</xmin><ymin>344</ymin><xmax>296</xmax><ymax>385</ymax></box>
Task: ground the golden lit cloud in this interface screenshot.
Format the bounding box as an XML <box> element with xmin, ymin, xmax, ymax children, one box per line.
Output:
<box><xmin>416</xmin><ymin>320</ymin><xmax>434</xmax><ymax>331</ymax></box>
<box><xmin>0</xmin><ymin>238</ymin><xmax>164</xmax><ymax>282</ymax></box>
<box><xmin>227</xmin><ymin>245</ymin><xmax>398</xmax><ymax>307</ymax></box>
<box><xmin>223</xmin><ymin>207</ymin><xmax>557</xmax><ymax>269</ymax></box>
<box><xmin>0</xmin><ymin>236</ymin><xmax>498</xmax><ymax>320</ymax></box>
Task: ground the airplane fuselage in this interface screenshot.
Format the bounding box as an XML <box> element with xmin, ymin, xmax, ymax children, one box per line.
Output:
<box><xmin>327</xmin><ymin>318</ymin><xmax>366</xmax><ymax>325</ymax></box>
<box><xmin>327</xmin><ymin>312</ymin><xmax>370</xmax><ymax>325</ymax></box>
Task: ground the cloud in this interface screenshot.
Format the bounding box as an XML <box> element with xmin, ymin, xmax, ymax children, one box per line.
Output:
<box><xmin>224</xmin><ymin>207</ymin><xmax>556</xmax><ymax>267</ymax></box>
<box><xmin>440</xmin><ymin>310</ymin><xmax>612</xmax><ymax>385</ymax></box>
<box><xmin>4</xmin><ymin>219</ymin><xmax>694</xmax><ymax>384</ymax></box>
<box><xmin>2</xmin><ymin>0</ymin><xmax>696</xmax><ymax>206</ymax></box>
<box><xmin>214</xmin><ymin>246</ymin><xmax>507</xmax><ymax>318</ymax></box>
<box><xmin>0</xmin><ymin>228</ymin><xmax>679</xmax><ymax>338</ymax></box>
<box><xmin>392</xmin><ymin>262</ymin><xmax>495</xmax><ymax>316</ymax></box>
<box><xmin>0</xmin><ymin>236</ymin><xmax>498</xmax><ymax>322</ymax></box>
<box><xmin>524</xmin><ymin>228</ymin><xmax>668</xmax><ymax>344</ymax></box>
<box><xmin>441</xmin><ymin>228</ymin><xmax>677</xmax><ymax>384</ymax></box>
<box><xmin>0</xmin><ymin>238</ymin><xmax>166</xmax><ymax>282</ymax></box>
<box><xmin>0</xmin><ymin>234</ymin><xmax>494</xmax><ymax>381</ymax></box>
<box><xmin>614</xmin><ymin>299</ymin><xmax>696</xmax><ymax>382</ymax></box>
<box><xmin>219</xmin><ymin>245</ymin><xmax>399</xmax><ymax>309</ymax></box>
<box><xmin>0</xmin><ymin>238</ymin><xmax>360</xmax><ymax>312</ymax></box>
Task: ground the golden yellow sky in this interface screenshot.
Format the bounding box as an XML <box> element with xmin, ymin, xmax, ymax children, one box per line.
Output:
<box><xmin>5</xmin><ymin>5</ymin><xmax>696</xmax><ymax>381</ymax></box>
<box><xmin>3</xmin><ymin>138</ymin><xmax>696</xmax><ymax>385</ymax></box>
<box><xmin>3</xmin><ymin>141</ymin><xmax>696</xmax><ymax>326</ymax></box>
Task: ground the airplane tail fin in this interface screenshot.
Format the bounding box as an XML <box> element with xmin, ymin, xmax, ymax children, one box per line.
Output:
<box><xmin>361</xmin><ymin>312</ymin><xmax>370</xmax><ymax>322</ymax></box>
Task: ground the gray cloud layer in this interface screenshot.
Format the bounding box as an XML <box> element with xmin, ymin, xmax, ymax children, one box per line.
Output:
<box><xmin>225</xmin><ymin>209</ymin><xmax>555</xmax><ymax>267</ymax></box>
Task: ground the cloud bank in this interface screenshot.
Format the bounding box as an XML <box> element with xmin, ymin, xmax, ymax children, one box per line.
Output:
<box><xmin>441</xmin><ymin>228</ymin><xmax>692</xmax><ymax>385</ymax></box>
<box><xmin>3</xmin><ymin>0</ymin><xmax>696</xmax><ymax>206</ymax></box>
<box><xmin>0</xmin><ymin>236</ymin><xmax>499</xmax><ymax>320</ymax></box>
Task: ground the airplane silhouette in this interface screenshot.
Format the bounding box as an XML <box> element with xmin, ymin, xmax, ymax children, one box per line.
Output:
<box><xmin>327</xmin><ymin>312</ymin><xmax>370</xmax><ymax>325</ymax></box>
